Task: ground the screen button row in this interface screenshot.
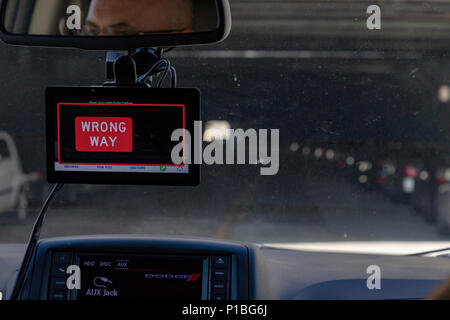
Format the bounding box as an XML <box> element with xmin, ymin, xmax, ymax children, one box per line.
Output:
<box><xmin>210</xmin><ymin>256</ymin><xmax>231</xmax><ymax>300</ymax></box>
<box><xmin>49</xmin><ymin>252</ymin><xmax>73</xmax><ymax>300</ymax></box>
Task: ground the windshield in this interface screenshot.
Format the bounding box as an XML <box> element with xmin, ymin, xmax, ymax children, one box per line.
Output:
<box><xmin>1</xmin><ymin>0</ymin><xmax>450</xmax><ymax>256</ymax></box>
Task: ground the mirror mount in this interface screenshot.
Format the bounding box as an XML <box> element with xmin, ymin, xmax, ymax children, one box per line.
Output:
<box><xmin>109</xmin><ymin>55</ymin><xmax>139</xmax><ymax>86</ymax></box>
<box><xmin>104</xmin><ymin>48</ymin><xmax>177</xmax><ymax>88</ymax></box>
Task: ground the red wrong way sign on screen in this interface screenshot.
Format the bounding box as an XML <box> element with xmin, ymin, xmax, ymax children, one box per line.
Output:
<box><xmin>75</xmin><ymin>117</ymin><xmax>133</xmax><ymax>152</ymax></box>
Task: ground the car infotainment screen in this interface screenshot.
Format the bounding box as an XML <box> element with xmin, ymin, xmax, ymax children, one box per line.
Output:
<box><xmin>75</xmin><ymin>254</ymin><xmax>208</xmax><ymax>300</ymax></box>
<box><xmin>46</xmin><ymin>87</ymin><xmax>200</xmax><ymax>185</ymax></box>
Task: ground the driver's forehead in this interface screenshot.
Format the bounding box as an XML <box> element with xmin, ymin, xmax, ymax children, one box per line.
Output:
<box><xmin>87</xmin><ymin>0</ymin><xmax>157</xmax><ymax>23</ymax></box>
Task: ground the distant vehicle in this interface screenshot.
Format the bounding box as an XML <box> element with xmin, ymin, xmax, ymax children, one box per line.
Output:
<box><xmin>435</xmin><ymin>171</ymin><xmax>450</xmax><ymax>234</ymax></box>
<box><xmin>376</xmin><ymin>158</ymin><xmax>422</xmax><ymax>203</ymax></box>
<box><xmin>399</xmin><ymin>162</ymin><xmax>421</xmax><ymax>200</ymax></box>
<box><xmin>404</xmin><ymin>151</ymin><xmax>450</xmax><ymax>235</ymax></box>
<box><xmin>0</xmin><ymin>132</ymin><xmax>39</xmax><ymax>222</ymax></box>
<box><xmin>371</xmin><ymin>159</ymin><xmax>397</xmax><ymax>194</ymax></box>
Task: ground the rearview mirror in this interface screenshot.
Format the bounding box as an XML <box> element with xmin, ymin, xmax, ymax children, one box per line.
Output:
<box><xmin>0</xmin><ymin>0</ymin><xmax>231</xmax><ymax>49</ymax></box>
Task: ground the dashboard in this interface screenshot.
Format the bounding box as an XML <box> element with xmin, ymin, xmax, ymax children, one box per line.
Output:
<box><xmin>1</xmin><ymin>235</ymin><xmax>450</xmax><ymax>300</ymax></box>
<box><xmin>23</xmin><ymin>236</ymin><xmax>248</xmax><ymax>300</ymax></box>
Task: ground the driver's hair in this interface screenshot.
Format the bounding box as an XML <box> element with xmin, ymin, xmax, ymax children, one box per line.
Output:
<box><xmin>428</xmin><ymin>277</ymin><xmax>450</xmax><ymax>300</ymax></box>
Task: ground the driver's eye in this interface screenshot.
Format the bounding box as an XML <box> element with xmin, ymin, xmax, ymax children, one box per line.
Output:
<box><xmin>82</xmin><ymin>27</ymin><xmax>129</xmax><ymax>36</ymax></box>
<box><xmin>107</xmin><ymin>30</ymin><xmax>130</xmax><ymax>36</ymax></box>
<box><xmin>83</xmin><ymin>26</ymin><xmax>100</xmax><ymax>36</ymax></box>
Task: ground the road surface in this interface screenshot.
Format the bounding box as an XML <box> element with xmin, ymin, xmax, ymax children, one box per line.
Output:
<box><xmin>1</xmin><ymin>161</ymin><xmax>448</xmax><ymax>252</ymax></box>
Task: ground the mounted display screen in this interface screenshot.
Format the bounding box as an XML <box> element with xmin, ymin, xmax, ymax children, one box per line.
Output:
<box><xmin>75</xmin><ymin>254</ymin><xmax>208</xmax><ymax>300</ymax></box>
<box><xmin>46</xmin><ymin>87</ymin><xmax>200</xmax><ymax>185</ymax></box>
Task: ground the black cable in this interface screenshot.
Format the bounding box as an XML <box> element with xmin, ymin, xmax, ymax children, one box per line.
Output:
<box><xmin>170</xmin><ymin>66</ymin><xmax>177</xmax><ymax>88</ymax></box>
<box><xmin>10</xmin><ymin>183</ymin><xmax>64</xmax><ymax>300</ymax></box>
<box><xmin>157</xmin><ymin>60</ymin><xmax>171</xmax><ymax>88</ymax></box>
<box><xmin>136</xmin><ymin>49</ymin><xmax>177</xmax><ymax>88</ymax></box>
<box><xmin>163</xmin><ymin>47</ymin><xmax>175</xmax><ymax>53</ymax></box>
<box><xmin>137</xmin><ymin>59</ymin><xmax>167</xmax><ymax>84</ymax></box>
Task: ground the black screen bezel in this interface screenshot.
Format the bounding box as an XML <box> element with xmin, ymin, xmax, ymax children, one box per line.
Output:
<box><xmin>46</xmin><ymin>86</ymin><xmax>200</xmax><ymax>186</ymax></box>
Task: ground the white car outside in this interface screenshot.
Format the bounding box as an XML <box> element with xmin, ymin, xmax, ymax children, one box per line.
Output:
<box><xmin>0</xmin><ymin>132</ymin><xmax>32</xmax><ymax>221</ymax></box>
